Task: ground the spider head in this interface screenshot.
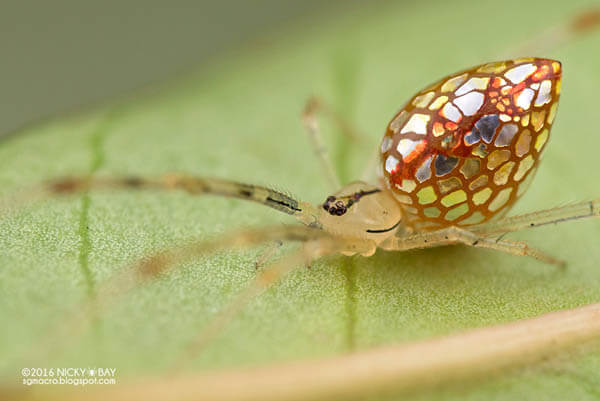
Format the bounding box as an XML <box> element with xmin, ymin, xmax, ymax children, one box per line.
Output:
<box><xmin>318</xmin><ymin>181</ymin><xmax>403</xmax><ymax>241</ymax></box>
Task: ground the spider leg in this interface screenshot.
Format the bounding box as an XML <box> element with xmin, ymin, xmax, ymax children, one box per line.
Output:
<box><xmin>302</xmin><ymin>96</ymin><xmax>364</xmax><ymax>189</ymax></box>
<box><xmin>28</xmin><ymin>225</ymin><xmax>375</xmax><ymax>366</ymax></box>
<box><xmin>123</xmin><ymin>225</ymin><xmax>340</xmax><ymax>282</ymax></box>
<box><xmin>503</xmin><ymin>7</ymin><xmax>600</xmax><ymax>58</ymax></box>
<box><xmin>468</xmin><ymin>198</ymin><xmax>600</xmax><ymax>238</ymax></box>
<box><xmin>359</xmin><ymin>148</ymin><xmax>382</xmax><ymax>184</ymax></box>
<box><xmin>302</xmin><ymin>96</ymin><xmax>362</xmax><ymax>142</ymax></box>
<box><xmin>173</xmin><ymin>232</ymin><xmax>376</xmax><ymax>369</ymax></box>
<box><xmin>254</xmin><ymin>239</ymin><xmax>284</xmax><ymax>269</ymax></box>
<box><xmin>11</xmin><ymin>174</ymin><xmax>323</xmax><ymax>228</ymax></box>
<box><xmin>302</xmin><ymin>97</ymin><xmax>341</xmax><ymax>189</ymax></box>
<box><xmin>381</xmin><ymin>226</ymin><xmax>564</xmax><ymax>266</ymax></box>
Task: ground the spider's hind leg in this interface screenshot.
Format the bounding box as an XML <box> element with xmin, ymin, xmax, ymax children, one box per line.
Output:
<box><xmin>382</xmin><ymin>226</ymin><xmax>565</xmax><ymax>266</ymax></box>
<box><xmin>503</xmin><ymin>7</ymin><xmax>600</xmax><ymax>58</ymax></box>
<box><xmin>469</xmin><ymin>198</ymin><xmax>600</xmax><ymax>238</ymax></box>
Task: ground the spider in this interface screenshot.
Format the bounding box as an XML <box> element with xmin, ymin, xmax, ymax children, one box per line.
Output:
<box><xmin>44</xmin><ymin>56</ymin><xmax>598</xmax><ymax>263</ymax></box>
<box><xmin>14</xmin><ymin>56</ymin><xmax>595</xmax><ymax>358</ymax></box>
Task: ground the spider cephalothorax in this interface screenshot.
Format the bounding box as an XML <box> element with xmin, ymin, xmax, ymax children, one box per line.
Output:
<box><xmin>316</xmin><ymin>181</ymin><xmax>402</xmax><ymax>245</ymax></box>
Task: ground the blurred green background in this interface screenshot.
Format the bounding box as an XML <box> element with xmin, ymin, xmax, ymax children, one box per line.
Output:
<box><xmin>1</xmin><ymin>1</ymin><xmax>600</xmax><ymax>400</ymax></box>
<box><xmin>0</xmin><ymin>0</ymin><xmax>368</xmax><ymax>137</ymax></box>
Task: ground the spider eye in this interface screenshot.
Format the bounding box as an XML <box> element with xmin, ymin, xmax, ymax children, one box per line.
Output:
<box><xmin>322</xmin><ymin>196</ymin><xmax>348</xmax><ymax>215</ymax></box>
<box><xmin>321</xmin><ymin>189</ymin><xmax>383</xmax><ymax>216</ymax></box>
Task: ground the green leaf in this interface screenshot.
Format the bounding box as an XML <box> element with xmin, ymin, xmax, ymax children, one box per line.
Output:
<box><xmin>1</xmin><ymin>0</ymin><xmax>600</xmax><ymax>399</ymax></box>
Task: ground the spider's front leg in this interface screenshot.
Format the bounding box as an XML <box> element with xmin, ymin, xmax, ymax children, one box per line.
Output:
<box><xmin>254</xmin><ymin>239</ymin><xmax>284</xmax><ymax>269</ymax></box>
<box><xmin>31</xmin><ymin>224</ymin><xmax>376</xmax><ymax>369</ymax></box>
<box><xmin>158</xmin><ymin>230</ymin><xmax>377</xmax><ymax>369</ymax></box>
<box><xmin>302</xmin><ymin>96</ymin><xmax>384</xmax><ymax>186</ymax></box>
<box><xmin>381</xmin><ymin>226</ymin><xmax>565</xmax><ymax>266</ymax></box>
<box><xmin>301</xmin><ymin>96</ymin><xmax>369</xmax><ymax>188</ymax></box>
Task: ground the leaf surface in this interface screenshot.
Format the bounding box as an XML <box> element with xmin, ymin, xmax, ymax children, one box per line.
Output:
<box><xmin>1</xmin><ymin>0</ymin><xmax>600</xmax><ymax>399</ymax></box>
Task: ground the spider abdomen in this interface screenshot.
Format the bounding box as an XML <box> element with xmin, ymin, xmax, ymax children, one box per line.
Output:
<box><xmin>380</xmin><ymin>58</ymin><xmax>561</xmax><ymax>230</ymax></box>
